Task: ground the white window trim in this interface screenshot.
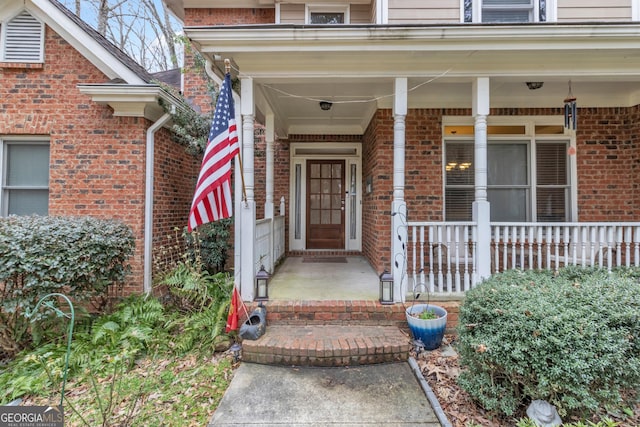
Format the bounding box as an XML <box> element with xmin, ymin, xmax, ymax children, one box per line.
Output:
<box><xmin>1</xmin><ymin>136</ymin><xmax>50</xmax><ymax>217</ymax></box>
<box><xmin>461</xmin><ymin>0</ymin><xmax>557</xmax><ymax>23</ymax></box>
<box><xmin>305</xmin><ymin>4</ymin><xmax>350</xmax><ymax>24</ymax></box>
<box><xmin>0</xmin><ymin>9</ymin><xmax>45</xmax><ymax>63</ymax></box>
<box><xmin>442</xmin><ymin>116</ymin><xmax>576</xmax><ymax>222</ymax></box>
<box><xmin>289</xmin><ymin>142</ymin><xmax>362</xmax><ymax>251</ymax></box>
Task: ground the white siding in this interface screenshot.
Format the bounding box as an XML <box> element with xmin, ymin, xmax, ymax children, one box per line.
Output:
<box><xmin>351</xmin><ymin>3</ymin><xmax>373</xmax><ymax>23</ymax></box>
<box><xmin>280</xmin><ymin>4</ymin><xmax>305</xmax><ymax>24</ymax></box>
<box><xmin>557</xmin><ymin>0</ymin><xmax>632</xmax><ymax>22</ymax></box>
<box><xmin>279</xmin><ymin>2</ymin><xmax>374</xmax><ymax>24</ymax></box>
<box><xmin>388</xmin><ymin>0</ymin><xmax>460</xmax><ymax>24</ymax></box>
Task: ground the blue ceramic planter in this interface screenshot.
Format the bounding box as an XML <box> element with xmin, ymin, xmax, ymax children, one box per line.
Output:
<box><xmin>406</xmin><ymin>304</ymin><xmax>447</xmax><ymax>350</ymax></box>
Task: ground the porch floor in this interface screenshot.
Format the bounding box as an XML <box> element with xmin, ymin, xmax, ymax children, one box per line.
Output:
<box><xmin>268</xmin><ymin>255</ymin><xmax>379</xmax><ymax>300</ymax></box>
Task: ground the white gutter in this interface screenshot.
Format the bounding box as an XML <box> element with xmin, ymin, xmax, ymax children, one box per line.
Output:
<box><xmin>144</xmin><ymin>111</ymin><xmax>173</xmax><ymax>294</ymax></box>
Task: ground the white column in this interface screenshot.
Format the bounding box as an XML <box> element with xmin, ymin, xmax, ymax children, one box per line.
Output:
<box><xmin>234</xmin><ymin>93</ymin><xmax>242</xmax><ymax>295</ymax></box>
<box><xmin>240</xmin><ymin>77</ymin><xmax>256</xmax><ymax>301</ymax></box>
<box><xmin>265</xmin><ymin>113</ymin><xmax>275</xmax><ymax>220</ymax></box>
<box><xmin>392</xmin><ymin>77</ymin><xmax>408</xmax><ymax>302</ymax></box>
<box><xmin>472</xmin><ymin>77</ymin><xmax>491</xmax><ymax>280</ymax></box>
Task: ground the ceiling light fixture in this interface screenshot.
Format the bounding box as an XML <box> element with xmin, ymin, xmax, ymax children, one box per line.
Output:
<box><xmin>526</xmin><ymin>82</ymin><xmax>544</xmax><ymax>90</ymax></box>
<box><xmin>319</xmin><ymin>101</ymin><xmax>333</xmax><ymax>111</ymax></box>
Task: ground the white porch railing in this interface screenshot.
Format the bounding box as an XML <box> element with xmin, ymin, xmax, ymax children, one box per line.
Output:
<box><xmin>491</xmin><ymin>222</ymin><xmax>640</xmax><ymax>272</ymax></box>
<box><xmin>406</xmin><ymin>222</ymin><xmax>479</xmax><ymax>295</ymax></box>
<box><xmin>254</xmin><ymin>214</ymin><xmax>286</xmax><ymax>274</ymax></box>
<box><xmin>406</xmin><ymin>221</ymin><xmax>640</xmax><ymax>294</ymax></box>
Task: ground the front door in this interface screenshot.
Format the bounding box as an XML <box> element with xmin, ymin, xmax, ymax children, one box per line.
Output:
<box><xmin>306</xmin><ymin>160</ymin><xmax>345</xmax><ymax>249</ymax></box>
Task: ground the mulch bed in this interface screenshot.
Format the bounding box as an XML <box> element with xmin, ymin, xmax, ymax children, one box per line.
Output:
<box><xmin>414</xmin><ymin>335</ymin><xmax>640</xmax><ymax>427</ymax></box>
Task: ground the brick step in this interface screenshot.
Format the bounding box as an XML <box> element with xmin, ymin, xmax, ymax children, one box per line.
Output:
<box><xmin>241</xmin><ymin>324</ymin><xmax>411</xmax><ymax>367</ymax></box>
<box><xmin>245</xmin><ymin>300</ymin><xmax>407</xmax><ymax>327</ymax></box>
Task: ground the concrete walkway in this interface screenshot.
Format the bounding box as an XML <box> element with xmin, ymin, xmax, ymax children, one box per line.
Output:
<box><xmin>208</xmin><ymin>361</ymin><xmax>442</xmax><ymax>426</ymax></box>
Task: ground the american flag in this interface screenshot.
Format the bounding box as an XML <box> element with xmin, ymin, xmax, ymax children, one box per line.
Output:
<box><xmin>188</xmin><ymin>73</ymin><xmax>239</xmax><ymax>231</ymax></box>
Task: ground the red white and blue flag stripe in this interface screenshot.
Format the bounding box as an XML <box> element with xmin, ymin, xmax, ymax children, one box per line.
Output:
<box><xmin>188</xmin><ymin>73</ymin><xmax>239</xmax><ymax>231</ymax></box>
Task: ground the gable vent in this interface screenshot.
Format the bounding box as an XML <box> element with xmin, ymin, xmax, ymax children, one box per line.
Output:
<box><xmin>3</xmin><ymin>11</ymin><xmax>44</xmax><ymax>62</ymax></box>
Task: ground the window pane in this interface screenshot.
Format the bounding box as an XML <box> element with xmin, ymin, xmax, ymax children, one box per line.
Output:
<box><xmin>321</xmin><ymin>195</ymin><xmax>330</xmax><ymax>209</ymax></box>
<box><xmin>445</xmin><ymin>143</ymin><xmax>474</xmax><ymax>185</ymax></box>
<box><xmin>321</xmin><ymin>210</ymin><xmax>331</xmax><ymax>224</ymax></box>
<box><xmin>310</xmin><ymin>179</ymin><xmax>320</xmax><ymax>194</ymax></box>
<box><xmin>310</xmin><ymin>13</ymin><xmax>344</xmax><ymax>24</ymax></box>
<box><xmin>310</xmin><ymin>195</ymin><xmax>320</xmax><ymax>209</ymax></box>
<box><xmin>483</xmin><ymin>10</ymin><xmax>530</xmax><ymax>22</ymax></box>
<box><xmin>445</xmin><ymin>188</ymin><xmax>474</xmax><ymax>221</ymax></box>
<box><xmin>484</xmin><ymin>0</ymin><xmax>531</xmax><ymax>5</ymax></box>
<box><xmin>321</xmin><ymin>179</ymin><xmax>331</xmax><ymax>194</ymax></box>
<box><xmin>8</xmin><ymin>189</ymin><xmax>48</xmax><ymax>215</ymax></box>
<box><xmin>488</xmin><ymin>189</ymin><xmax>527</xmax><ymax>221</ymax></box>
<box><xmin>310</xmin><ymin>163</ymin><xmax>320</xmax><ymax>178</ymax></box>
<box><xmin>537</xmin><ymin>188</ymin><xmax>567</xmax><ymax>222</ymax></box>
<box><xmin>537</xmin><ymin>143</ymin><xmax>567</xmax><ymax>185</ymax></box>
<box><xmin>331</xmin><ymin>179</ymin><xmax>341</xmax><ymax>194</ymax></box>
<box><xmin>7</xmin><ymin>144</ymin><xmax>49</xmax><ymax>186</ymax></box>
<box><xmin>321</xmin><ymin>164</ymin><xmax>331</xmax><ymax>178</ymax></box>
<box><xmin>488</xmin><ymin>144</ymin><xmax>527</xmax><ymax>185</ymax></box>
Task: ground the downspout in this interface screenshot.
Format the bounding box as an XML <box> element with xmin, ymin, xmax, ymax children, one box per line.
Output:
<box><xmin>144</xmin><ymin>110</ymin><xmax>173</xmax><ymax>294</ymax></box>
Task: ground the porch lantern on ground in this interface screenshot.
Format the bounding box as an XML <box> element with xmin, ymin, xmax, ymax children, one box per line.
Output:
<box><xmin>255</xmin><ymin>265</ymin><xmax>270</xmax><ymax>301</ymax></box>
<box><xmin>379</xmin><ymin>270</ymin><xmax>394</xmax><ymax>304</ymax></box>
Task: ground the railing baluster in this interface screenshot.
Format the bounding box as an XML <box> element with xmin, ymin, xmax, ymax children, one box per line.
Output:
<box><xmin>411</xmin><ymin>225</ymin><xmax>417</xmax><ymax>291</ymax></box>
<box><xmin>420</xmin><ymin>226</ymin><xmax>426</xmax><ymax>288</ymax></box>
<box><xmin>615</xmin><ymin>226</ymin><xmax>622</xmax><ymax>268</ymax></box>
<box><xmin>503</xmin><ymin>226</ymin><xmax>509</xmax><ymax>271</ymax></box>
<box><xmin>519</xmin><ymin>225</ymin><xmax>525</xmax><ymax>269</ymax></box>
<box><xmin>545</xmin><ymin>226</ymin><xmax>552</xmax><ymax>270</ymax></box>
<box><xmin>428</xmin><ymin>226</ymin><xmax>435</xmax><ymax>293</ymax></box>
<box><xmin>536</xmin><ymin>226</ymin><xmax>543</xmax><ymax>269</ymax></box>
<box><xmin>625</xmin><ymin>226</ymin><xmax>632</xmax><ymax>267</ymax></box>
<box><xmin>636</xmin><ymin>227</ymin><xmax>640</xmax><ymax>267</ymax></box>
<box><xmin>445</xmin><ymin>226</ymin><xmax>453</xmax><ymax>293</ymax></box>
<box><xmin>437</xmin><ymin>226</ymin><xmax>444</xmax><ymax>293</ymax></box>
<box><xmin>471</xmin><ymin>226</ymin><xmax>478</xmax><ymax>287</ymax></box>
<box><xmin>493</xmin><ymin>226</ymin><xmax>500</xmax><ymax>273</ymax></box>
<box><xmin>463</xmin><ymin>225</ymin><xmax>470</xmax><ymax>291</ymax></box>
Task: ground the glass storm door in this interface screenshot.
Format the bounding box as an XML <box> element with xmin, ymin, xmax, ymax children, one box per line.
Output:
<box><xmin>306</xmin><ymin>160</ymin><xmax>345</xmax><ymax>249</ymax></box>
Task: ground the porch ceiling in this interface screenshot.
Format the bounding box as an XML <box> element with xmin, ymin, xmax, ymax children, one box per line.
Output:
<box><xmin>185</xmin><ymin>24</ymin><xmax>640</xmax><ymax>136</ymax></box>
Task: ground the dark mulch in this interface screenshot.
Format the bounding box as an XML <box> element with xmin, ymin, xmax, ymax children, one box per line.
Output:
<box><xmin>414</xmin><ymin>335</ymin><xmax>640</xmax><ymax>427</ymax></box>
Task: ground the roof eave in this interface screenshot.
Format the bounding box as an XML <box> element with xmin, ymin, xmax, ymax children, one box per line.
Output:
<box><xmin>77</xmin><ymin>84</ymin><xmax>186</xmax><ymax>122</ymax></box>
<box><xmin>186</xmin><ymin>23</ymin><xmax>640</xmax><ymax>52</ymax></box>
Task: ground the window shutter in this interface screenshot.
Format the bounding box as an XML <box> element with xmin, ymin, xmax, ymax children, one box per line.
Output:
<box><xmin>3</xmin><ymin>11</ymin><xmax>44</xmax><ymax>62</ymax></box>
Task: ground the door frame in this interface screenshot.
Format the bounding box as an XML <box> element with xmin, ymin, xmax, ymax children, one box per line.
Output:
<box><xmin>289</xmin><ymin>142</ymin><xmax>362</xmax><ymax>251</ymax></box>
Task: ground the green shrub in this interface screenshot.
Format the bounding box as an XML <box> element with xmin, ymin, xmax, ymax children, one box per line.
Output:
<box><xmin>0</xmin><ymin>295</ymin><xmax>169</xmax><ymax>403</ymax></box>
<box><xmin>183</xmin><ymin>221</ymin><xmax>232</xmax><ymax>274</ymax></box>
<box><xmin>457</xmin><ymin>268</ymin><xmax>640</xmax><ymax>417</ymax></box>
<box><xmin>0</xmin><ymin>216</ymin><xmax>135</xmax><ymax>356</ymax></box>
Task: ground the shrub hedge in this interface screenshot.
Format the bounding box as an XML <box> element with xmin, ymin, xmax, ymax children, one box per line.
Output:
<box><xmin>0</xmin><ymin>216</ymin><xmax>135</xmax><ymax>356</ymax></box>
<box><xmin>457</xmin><ymin>267</ymin><xmax>640</xmax><ymax>418</ymax></box>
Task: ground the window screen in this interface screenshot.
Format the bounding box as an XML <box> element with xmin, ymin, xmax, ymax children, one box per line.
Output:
<box><xmin>482</xmin><ymin>0</ymin><xmax>533</xmax><ymax>23</ymax></box>
<box><xmin>310</xmin><ymin>13</ymin><xmax>344</xmax><ymax>24</ymax></box>
<box><xmin>4</xmin><ymin>142</ymin><xmax>49</xmax><ymax>215</ymax></box>
<box><xmin>444</xmin><ymin>138</ymin><xmax>568</xmax><ymax>222</ymax></box>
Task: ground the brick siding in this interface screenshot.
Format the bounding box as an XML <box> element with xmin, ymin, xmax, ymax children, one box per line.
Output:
<box><xmin>0</xmin><ymin>26</ymin><xmax>199</xmax><ymax>295</ymax></box>
<box><xmin>184</xmin><ymin>8</ymin><xmax>275</xmax><ymax>26</ymax></box>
